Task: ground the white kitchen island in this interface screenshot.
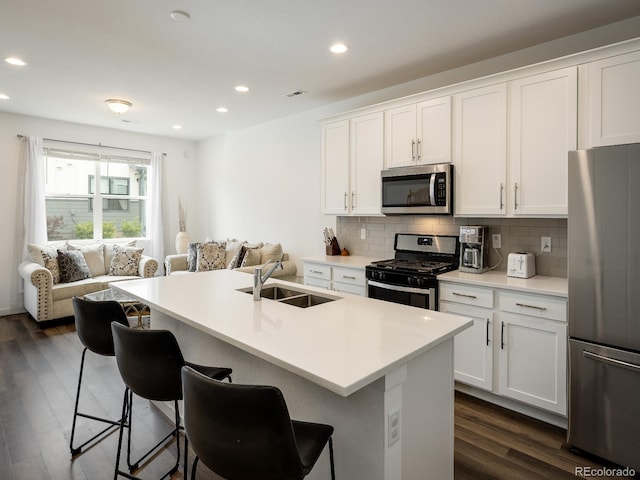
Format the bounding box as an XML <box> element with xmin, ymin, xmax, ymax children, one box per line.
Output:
<box><xmin>113</xmin><ymin>269</ymin><xmax>472</xmax><ymax>480</ymax></box>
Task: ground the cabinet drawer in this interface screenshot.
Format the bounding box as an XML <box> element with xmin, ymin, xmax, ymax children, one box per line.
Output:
<box><xmin>334</xmin><ymin>282</ymin><xmax>366</xmax><ymax>296</ymax></box>
<box><xmin>498</xmin><ymin>291</ymin><xmax>566</xmax><ymax>322</ymax></box>
<box><xmin>304</xmin><ymin>263</ymin><xmax>331</xmax><ymax>280</ymax></box>
<box><xmin>332</xmin><ymin>266</ymin><xmax>366</xmax><ymax>286</ymax></box>
<box><xmin>304</xmin><ymin>277</ymin><xmax>331</xmax><ymax>290</ymax></box>
<box><xmin>439</xmin><ymin>282</ymin><xmax>494</xmax><ymax>309</ymax></box>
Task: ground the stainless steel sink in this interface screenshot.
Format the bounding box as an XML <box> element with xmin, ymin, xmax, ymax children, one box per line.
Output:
<box><xmin>236</xmin><ymin>284</ymin><xmax>338</xmax><ymax>307</ymax></box>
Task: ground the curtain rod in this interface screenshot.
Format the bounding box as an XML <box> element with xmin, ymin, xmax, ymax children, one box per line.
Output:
<box><xmin>16</xmin><ymin>134</ymin><xmax>166</xmax><ymax>156</ymax></box>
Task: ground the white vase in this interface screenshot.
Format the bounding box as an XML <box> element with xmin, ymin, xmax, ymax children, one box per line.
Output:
<box><xmin>175</xmin><ymin>231</ymin><xmax>190</xmax><ymax>254</ymax></box>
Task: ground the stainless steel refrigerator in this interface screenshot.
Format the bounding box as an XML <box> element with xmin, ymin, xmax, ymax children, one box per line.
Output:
<box><xmin>567</xmin><ymin>142</ymin><xmax>640</xmax><ymax>471</ymax></box>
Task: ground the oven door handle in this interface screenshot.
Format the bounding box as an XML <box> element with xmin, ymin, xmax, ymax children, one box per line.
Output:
<box><xmin>368</xmin><ymin>280</ymin><xmax>436</xmax><ymax>309</ymax></box>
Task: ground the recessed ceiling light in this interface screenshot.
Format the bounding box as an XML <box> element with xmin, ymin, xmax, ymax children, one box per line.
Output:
<box><xmin>0</xmin><ymin>93</ymin><xmax>9</xmax><ymax>100</ymax></box>
<box><xmin>5</xmin><ymin>57</ymin><xmax>26</xmax><ymax>66</ymax></box>
<box><xmin>170</xmin><ymin>10</ymin><xmax>191</xmax><ymax>21</ymax></box>
<box><xmin>172</xmin><ymin>125</ymin><xmax>182</xmax><ymax>130</ymax></box>
<box><xmin>330</xmin><ymin>43</ymin><xmax>348</xmax><ymax>54</ymax></box>
<box><xmin>105</xmin><ymin>99</ymin><xmax>132</xmax><ymax>114</ymax></box>
<box><xmin>216</xmin><ymin>107</ymin><xmax>228</xmax><ymax>113</ymax></box>
<box><xmin>234</xmin><ymin>85</ymin><xmax>250</xmax><ymax>93</ymax></box>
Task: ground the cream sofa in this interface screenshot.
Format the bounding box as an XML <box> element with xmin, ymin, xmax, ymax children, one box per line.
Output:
<box><xmin>164</xmin><ymin>240</ymin><xmax>296</xmax><ymax>278</ymax></box>
<box><xmin>19</xmin><ymin>241</ymin><xmax>158</xmax><ymax>322</ymax></box>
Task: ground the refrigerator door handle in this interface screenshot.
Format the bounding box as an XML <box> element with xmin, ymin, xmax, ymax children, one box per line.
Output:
<box><xmin>584</xmin><ymin>350</ymin><xmax>640</xmax><ymax>373</ymax></box>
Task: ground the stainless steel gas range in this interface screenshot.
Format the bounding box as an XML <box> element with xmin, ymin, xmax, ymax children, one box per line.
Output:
<box><xmin>365</xmin><ymin>233</ymin><xmax>460</xmax><ymax>310</ymax></box>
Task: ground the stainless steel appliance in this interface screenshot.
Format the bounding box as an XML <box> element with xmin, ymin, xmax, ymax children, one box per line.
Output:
<box><xmin>459</xmin><ymin>226</ymin><xmax>489</xmax><ymax>273</ymax></box>
<box><xmin>381</xmin><ymin>163</ymin><xmax>453</xmax><ymax>215</ymax></box>
<box><xmin>567</xmin><ymin>143</ymin><xmax>640</xmax><ymax>471</ymax></box>
<box><xmin>365</xmin><ymin>233</ymin><xmax>459</xmax><ymax>309</ymax></box>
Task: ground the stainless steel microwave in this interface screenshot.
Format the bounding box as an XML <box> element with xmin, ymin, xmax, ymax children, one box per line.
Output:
<box><xmin>381</xmin><ymin>163</ymin><xmax>453</xmax><ymax>215</ymax></box>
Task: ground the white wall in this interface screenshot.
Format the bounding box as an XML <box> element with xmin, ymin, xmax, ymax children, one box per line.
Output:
<box><xmin>0</xmin><ymin>112</ymin><xmax>198</xmax><ymax>315</ymax></box>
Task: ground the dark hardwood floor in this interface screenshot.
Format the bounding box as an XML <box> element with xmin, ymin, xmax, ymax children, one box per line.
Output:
<box><xmin>0</xmin><ymin>313</ymin><xmax>634</xmax><ymax>479</ymax></box>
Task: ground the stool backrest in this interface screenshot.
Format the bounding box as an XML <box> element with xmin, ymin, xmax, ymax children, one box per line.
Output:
<box><xmin>111</xmin><ymin>322</ymin><xmax>186</xmax><ymax>401</ymax></box>
<box><xmin>181</xmin><ymin>366</ymin><xmax>304</xmax><ymax>480</ymax></box>
<box><xmin>73</xmin><ymin>296</ymin><xmax>128</xmax><ymax>356</ymax></box>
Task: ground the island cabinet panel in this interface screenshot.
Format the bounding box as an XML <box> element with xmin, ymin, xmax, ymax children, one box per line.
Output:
<box><xmin>440</xmin><ymin>280</ymin><xmax>568</xmax><ymax>416</ymax></box>
<box><xmin>321</xmin><ymin>113</ymin><xmax>383</xmax><ymax>216</ymax></box>
<box><xmin>303</xmin><ymin>258</ymin><xmax>369</xmax><ymax>296</ymax></box>
<box><xmin>581</xmin><ymin>49</ymin><xmax>640</xmax><ymax>148</ymax></box>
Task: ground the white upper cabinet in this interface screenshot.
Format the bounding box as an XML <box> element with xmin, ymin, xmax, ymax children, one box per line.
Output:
<box><xmin>384</xmin><ymin>96</ymin><xmax>452</xmax><ymax>168</ymax></box>
<box><xmin>581</xmin><ymin>49</ymin><xmax>640</xmax><ymax>148</ymax></box>
<box><xmin>321</xmin><ymin>112</ymin><xmax>383</xmax><ymax>215</ymax></box>
<box><xmin>454</xmin><ymin>67</ymin><xmax>577</xmax><ymax>217</ymax></box>
<box><xmin>321</xmin><ymin>120</ymin><xmax>349</xmax><ymax>214</ymax></box>
<box><xmin>509</xmin><ymin>67</ymin><xmax>577</xmax><ymax>216</ymax></box>
<box><xmin>350</xmin><ymin>112</ymin><xmax>384</xmax><ymax>215</ymax></box>
<box><xmin>453</xmin><ymin>84</ymin><xmax>508</xmax><ymax>216</ymax></box>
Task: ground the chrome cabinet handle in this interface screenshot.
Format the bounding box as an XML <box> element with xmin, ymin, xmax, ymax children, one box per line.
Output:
<box><xmin>452</xmin><ymin>292</ymin><xmax>477</xmax><ymax>299</ymax></box>
<box><xmin>351</xmin><ymin>191</ymin><xmax>356</xmax><ymax>209</ymax></box>
<box><xmin>342</xmin><ymin>275</ymin><xmax>356</xmax><ymax>280</ymax></box>
<box><xmin>411</xmin><ymin>139</ymin><xmax>416</xmax><ymax>161</ymax></box>
<box><xmin>515</xmin><ymin>302</ymin><xmax>547</xmax><ymax>311</ymax></box>
<box><xmin>416</xmin><ymin>139</ymin><xmax>421</xmax><ymax>161</ymax></box>
<box><xmin>499</xmin><ymin>183</ymin><xmax>504</xmax><ymax>210</ymax></box>
<box><xmin>514</xmin><ymin>182</ymin><xmax>519</xmax><ymax>210</ymax></box>
<box><xmin>310</xmin><ymin>270</ymin><xmax>325</xmax><ymax>275</ymax></box>
<box><xmin>344</xmin><ymin>192</ymin><xmax>348</xmax><ymax>210</ymax></box>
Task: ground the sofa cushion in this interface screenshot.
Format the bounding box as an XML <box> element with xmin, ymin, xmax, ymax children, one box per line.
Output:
<box><xmin>110</xmin><ymin>244</ymin><xmax>144</xmax><ymax>276</ymax></box>
<box><xmin>225</xmin><ymin>239</ymin><xmax>246</xmax><ymax>269</ymax></box>
<box><xmin>51</xmin><ymin>278</ymin><xmax>104</xmax><ymax>301</ymax></box>
<box><xmin>240</xmin><ymin>247</ymin><xmax>262</xmax><ymax>267</ymax></box>
<box><xmin>27</xmin><ymin>242</ymin><xmax>66</xmax><ymax>266</ymax></box>
<box><xmin>42</xmin><ymin>252</ymin><xmax>61</xmax><ymax>284</ymax></box>
<box><xmin>57</xmin><ymin>249</ymin><xmax>92</xmax><ymax>283</ymax></box>
<box><xmin>68</xmin><ymin>242</ymin><xmax>106</xmax><ymax>277</ymax></box>
<box><xmin>187</xmin><ymin>242</ymin><xmax>199</xmax><ymax>272</ymax></box>
<box><xmin>196</xmin><ymin>242</ymin><xmax>227</xmax><ymax>272</ymax></box>
<box><xmin>260</xmin><ymin>243</ymin><xmax>284</xmax><ymax>263</ymax></box>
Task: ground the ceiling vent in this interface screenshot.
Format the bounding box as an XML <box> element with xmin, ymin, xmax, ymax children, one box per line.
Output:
<box><xmin>285</xmin><ymin>90</ymin><xmax>306</xmax><ymax>98</ymax></box>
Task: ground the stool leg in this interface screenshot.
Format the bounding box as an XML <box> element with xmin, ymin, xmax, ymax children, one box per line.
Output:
<box><xmin>113</xmin><ymin>388</ymin><xmax>130</xmax><ymax>480</ymax></box>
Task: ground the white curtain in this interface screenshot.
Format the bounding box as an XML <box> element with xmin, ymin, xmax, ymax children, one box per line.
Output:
<box><xmin>146</xmin><ymin>152</ymin><xmax>164</xmax><ymax>273</ymax></box>
<box><xmin>23</xmin><ymin>136</ymin><xmax>47</xmax><ymax>258</ymax></box>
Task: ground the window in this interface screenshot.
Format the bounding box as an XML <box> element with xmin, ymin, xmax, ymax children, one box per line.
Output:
<box><xmin>44</xmin><ymin>146</ymin><xmax>149</xmax><ymax>241</ymax></box>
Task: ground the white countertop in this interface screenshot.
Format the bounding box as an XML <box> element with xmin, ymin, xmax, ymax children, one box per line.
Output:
<box><xmin>438</xmin><ymin>270</ymin><xmax>568</xmax><ymax>298</ymax></box>
<box><xmin>302</xmin><ymin>255</ymin><xmax>381</xmax><ymax>268</ymax></box>
<box><xmin>113</xmin><ymin>269</ymin><xmax>472</xmax><ymax>397</ymax></box>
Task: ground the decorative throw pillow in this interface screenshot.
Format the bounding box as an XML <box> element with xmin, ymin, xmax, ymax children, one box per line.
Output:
<box><xmin>260</xmin><ymin>243</ymin><xmax>284</xmax><ymax>263</ymax></box>
<box><xmin>42</xmin><ymin>252</ymin><xmax>61</xmax><ymax>284</ymax></box>
<box><xmin>235</xmin><ymin>242</ymin><xmax>263</xmax><ymax>267</ymax></box>
<box><xmin>68</xmin><ymin>243</ymin><xmax>106</xmax><ymax>277</ymax></box>
<box><xmin>57</xmin><ymin>249</ymin><xmax>92</xmax><ymax>283</ymax></box>
<box><xmin>196</xmin><ymin>242</ymin><xmax>227</xmax><ymax>272</ymax></box>
<box><xmin>240</xmin><ymin>247</ymin><xmax>263</xmax><ymax>267</ymax></box>
<box><xmin>187</xmin><ymin>242</ymin><xmax>200</xmax><ymax>272</ymax></box>
<box><xmin>225</xmin><ymin>240</ymin><xmax>246</xmax><ymax>269</ymax></box>
<box><xmin>103</xmin><ymin>240</ymin><xmax>136</xmax><ymax>273</ymax></box>
<box><xmin>109</xmin><ymin>244</ymin><xmax>144</xmax><ymax>276</ymax></box>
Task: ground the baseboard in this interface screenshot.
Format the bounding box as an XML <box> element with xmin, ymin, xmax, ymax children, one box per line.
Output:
<box><xmin>455</xmin><ymin>382</ymin><xmax>567</xmax><ymax>429</ymax></box>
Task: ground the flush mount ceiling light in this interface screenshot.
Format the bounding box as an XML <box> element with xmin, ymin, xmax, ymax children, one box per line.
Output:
<box><xmin>105</xmin><ymin>99</ymin><xmax>132</xmax><ymax>114</ymax></box>
<box><xmin>172</xmin><ymin>124</ymin><xmax>182</xmax><ymax>130</ymax></box>
<box><xmin>0</xmin><ymin>93</ymin><xmax>9</xmax><ymax>100</ymax></box>
<box><xmin>5</xmin><ymin>57</ymin><xmax>27</xmax><ymax>66</ymax></box>
<box><xmin>170</xmin><ymin>10</ymin><xmax>191</xmax><ymax>21</ymax></box>
<box><xmin>216</xmin><ymin>107</ymin><xmax>228</xmax><ymax>113</ymax></box>
<box><xmin>329</xmin><ymin>43</ymin><xmax>348</xmax><ymax>54</ymax></box>
<box><xmin>234</xmin><ymin>85</ymin><xmax>250</xmax><ymax>93</ymax></box>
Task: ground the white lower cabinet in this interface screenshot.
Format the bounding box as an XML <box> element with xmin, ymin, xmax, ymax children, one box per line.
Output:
<box><xmin>440</xmin><ymin>281</ymin><xmax>567</xmax><ymax>416</ymax></box>
<box><xmin>303</xmin><ymin>260</ymin><xmax>367</xmax><ymax>297</ymax></box>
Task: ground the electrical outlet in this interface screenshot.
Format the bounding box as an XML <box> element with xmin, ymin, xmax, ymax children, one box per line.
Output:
<box><xmin>388</xmin><ymin>410</ymin><xmax>400</xmax><ymax>447</ymax></box>
<box><xmin>360</xmin><ymin>228</ymin><xmax>367</xmax><ymax>240</ymax></box>
<box><xmin>541</xmin><ymin>236</ymin><xmax>552</xmax><ymax>253</ymax></box>
<box><xmin>492</xmin><ymin>234</ymin><xmax>502</xmax><ymax>249</ymax></box>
